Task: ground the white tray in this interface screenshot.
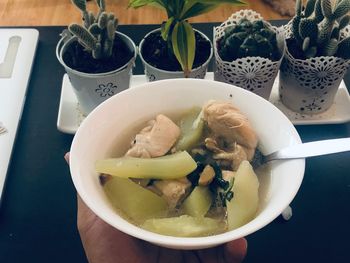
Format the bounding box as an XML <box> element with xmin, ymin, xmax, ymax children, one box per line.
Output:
<box><xmin>57</xmin><ymin>72</ymin><xmax>350</xmax><ymax>134</ymax></box>
<box><xmin>0</xmin><ymin>29</ymin><xmax>39</xmax><ymax>200</ymax></box>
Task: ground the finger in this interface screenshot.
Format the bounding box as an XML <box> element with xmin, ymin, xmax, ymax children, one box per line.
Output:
<box><xmin>196</xmin><ymin>245</ymin><xmax>222</xmax><ymax>263</ymax></box>
<box><xmin>64</xmin><ymin>152</ymin><xmax>70</xmax><ymax>164</ymax></box>
<box><xmin>76</xmin><ymin>194</ymin><xmax>99</xmax><ymax>234</ymax></box>
<box><xmin>77</xmin><ymin>197</ymin><xmax>160</xmax><ymax>263</ymax></box>
<box><xmin>63</xmin><ymin>150</ymin><xmax>97</xmax><ymax>234</ymax></box>
<box><xmin>157</xmin><ymin>248</ymin><xmax>191</xmax><ymax>263</ymax></box>
<box><xmin>223</xmin><ymin>238</ymin><xmax>247</xmax><ymax>263</ymax></box>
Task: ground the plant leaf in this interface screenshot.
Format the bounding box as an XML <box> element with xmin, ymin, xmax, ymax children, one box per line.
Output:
<box><xmin>181</xmin><ymin>3</ymin><xmax>217</xmax><ymax>20</ymax></box>
<box><xmin>194</xmin><ymin>0</ymin><xmax>245</xmax><ymax>4</ymax></box>
<box><xmin>128</xmin><ymin>0</ymin><xmax>166</xmax><ymax>9</ymax></box>
<box><xmin>71</xmin><ymin>0</ymin><xmax>87</xmax><ymax>12</ymax></box>
<box><xmin>333</xmin><ymin>0</ymin><xmax>350</xmax><ymax>19</ymax></box>
<box><xmin>69</xmin><ymin>23</ymin><xmax>97</xmax><ymax>50</ymax></box>
<box><xmin>128</xmin><ymin>0</ymin><xmax>173</xmax><ymax>16</ymax></box>
<box><xmin>161</xmin><ymin>17</ymin><xmax>175</xmax><ymax>41</ymax></box>
<box><xmin>180</xmin><ymin>0</ymin><xmax>245</xmax><ymax>20</ymax></box>
<box><xmin>304</xmin><ymin>0</ymin><xmax>316</xmax><ymax>17</ymax></box>
<box><xmin>295</xmin><ymin>0</ymin><xmax>302</xmax><ymax>16</ymax></box>
<box><xmin>96</xmin><ymin>0</ymin><xmax>106</xmax><ymax>11</ymax></box>
<box><xmin>171</xmin><ymin>21</ymin><xmax>196</xmax><ymax>76</ymax></box>
<box><xmin>321</xmin><ymin>0</ymin><xmax>333</xmax><ymax>19</ymax></box>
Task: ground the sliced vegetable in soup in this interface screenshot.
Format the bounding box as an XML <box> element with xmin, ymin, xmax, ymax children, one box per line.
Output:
<box><xmin>96</xmin><ymin>101</ymin><xmax>260</xmax><ymax>237</ymax></box>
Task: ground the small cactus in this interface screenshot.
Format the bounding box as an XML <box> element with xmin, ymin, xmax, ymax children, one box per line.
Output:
<box><xmin>69</xmin><ymin>0</ymin><xmax>118</xmax><ymax>59</ymax></box>
<box><xmin>291</xmin><ymin>0</ymin><xmax>350</xmax><ymax>59</ymax></box>
<box><xmin>218</xmin><ymin>18</ymin><xmax>280</xmax><ymax>61</ymax></box>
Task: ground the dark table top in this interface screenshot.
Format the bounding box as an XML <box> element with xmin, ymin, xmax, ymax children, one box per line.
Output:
<box><xmin>0</xmin><ymin>22</ymin><xmax>350</xmax><ymax>263</ymax></box>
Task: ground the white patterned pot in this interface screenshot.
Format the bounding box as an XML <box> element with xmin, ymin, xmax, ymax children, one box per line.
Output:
<box><xmin>56</xmin><ymin>31</ymin><xmax>137</xmax><ymax>115</ymax></box>
<box><xmin>214</xmin><ymin>10</ymin><xmax>286</xmax><ymax>100</ymax></box>
<box><xmin>279</xmin><ymin>23</ymin><xmax>350</xmax><ymax>114</ymax></box>
<box><xmin>138</xmin><ymin>28</ymin><xmax>213</xmax><ymax>81</ymax></box>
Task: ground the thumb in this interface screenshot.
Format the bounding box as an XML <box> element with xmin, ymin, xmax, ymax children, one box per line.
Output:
<box><xmin>223</xmin><ymin>238</ymin><xmax>247</xmax><ymax>263</ymax></box>
<box><xmin>64</xmin><ymin>152</ymin><xmax>70</xmax><ymax>165</ymax></box>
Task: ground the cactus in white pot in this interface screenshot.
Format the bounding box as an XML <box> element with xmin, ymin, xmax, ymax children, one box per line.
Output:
<box><xmin>214</xmin><ymin>10</ymin><xmax>285</xmax><ymax>100</ymax></box>
<box><xmin>279</xmin><ymin>0</ymin><xmax>350</xmax><ymax>114</ymax></box>
<box><xmin>56</xmin><ymin>0</ymin><xmax>137</xmax><ymax>115</ymax></box>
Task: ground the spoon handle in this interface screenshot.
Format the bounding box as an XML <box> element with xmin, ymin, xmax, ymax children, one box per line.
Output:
<box><xmin>265</xmin><ymin>138</ymin><xmax>350</xmax><ymax>162</ymax></box>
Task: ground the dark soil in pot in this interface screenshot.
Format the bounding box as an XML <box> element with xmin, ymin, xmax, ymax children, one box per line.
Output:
<box><xmin>141</xmin><ymin>30</ymin><xmax>211</xmax><ymax>71</ymax></box>
<box><xmin>62</xmin><ymin>34</ymin><xmax>134</xmax><ymax>74</ymax></box>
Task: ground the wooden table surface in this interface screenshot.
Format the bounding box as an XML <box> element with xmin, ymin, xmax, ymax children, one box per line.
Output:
<box><xmin>0</xmin><ymin>0</ymin><xmax>290</xmax><ymax>26</ymax></box>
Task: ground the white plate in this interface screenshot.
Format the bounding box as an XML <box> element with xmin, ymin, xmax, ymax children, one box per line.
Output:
<box><xmin>57</xmin><ymin>72</ymin><xmax>350</xmax><ymax>134</ymax></box>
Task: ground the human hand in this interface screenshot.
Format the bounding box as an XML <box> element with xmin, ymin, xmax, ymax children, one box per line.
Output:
<box><xmin>65</xmin><ymin>153</ymin><xmax>247</xmax><ymax>263</ymax></box>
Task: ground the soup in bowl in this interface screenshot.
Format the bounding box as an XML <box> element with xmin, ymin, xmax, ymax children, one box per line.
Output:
<box><xmin>69</xmin><ymin>79</ymin><xmax>305</xmax><ymax>250</ymax></box>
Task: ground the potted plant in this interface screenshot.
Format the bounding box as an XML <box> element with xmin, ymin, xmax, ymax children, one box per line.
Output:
<box><xmin>128</xmin><ymin>0</ymin><xmax>245</xmax><ymax>80</ymax></box>
<box><xmin>56</xmin><ymin>0</ymin><xmax>137</xmax><ymax>115</ymax></box>
<box><xmin>213</xmin><ymin>10</ymin><xmax>285</xmax><ymax>100</ymax></box>
<box><xmin>279</xmin><ymin>0</ymin><xmax>350</xmax><ymax>114</ymax></box>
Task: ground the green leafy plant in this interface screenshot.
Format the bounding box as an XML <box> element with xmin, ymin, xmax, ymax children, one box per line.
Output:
<box><xmin>68</xmin><ymin>0</ymin><xmax>119</xmax><ymax>59</ymax></box>
<box><xmin>291</xmin><ymin>0</ymin><xmax>350</xmax><ymax>59</ymax></box>
<box><xmin>218</xmin><ymin>18</ymin><xmax>280</xmax><ymax>61</ymax></box>
<box><xmin>128</xmin><ymin>0</ymin><xmax>245</xmax><ymax>76</ymax></box>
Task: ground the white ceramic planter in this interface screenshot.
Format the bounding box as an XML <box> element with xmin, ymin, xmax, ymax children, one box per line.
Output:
<box><xmin>138</xmin><ymin>28</ymin><xmax>213</xmax><ymax>81</ymax></box>
<box><xmin>279</xmin><ymin>23</ymin><xmax>350</xmax><ymax>114</ymax></box>
<box><xmin>56</xmin><ymin>31</ymin><xmax>137</xmax><ymax>115</ymax></box>
<box><xmin>279</xmin><ymin>48</ymin><xmax>350</xmax><ymax>114</ymax></box>
<box><xmin>213</xmin><ymin>10</ymin><xmax>286</xmax><ymax>100</ymax></box>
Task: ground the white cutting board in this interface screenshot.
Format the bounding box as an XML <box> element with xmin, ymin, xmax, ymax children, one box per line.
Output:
<box><xmin>0</xmin><ymin>29</ymin><xmax>39</xmax><ymax>199</ymax></box>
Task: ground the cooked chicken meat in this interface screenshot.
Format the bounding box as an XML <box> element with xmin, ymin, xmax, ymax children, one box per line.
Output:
<box><xmin>205</xmin><ymin>138</ymin><xmax>249</xmax><ymax>171</ymax></box>
<box><xmin>126</xmin><ymin>114</ymin><xmax>181</xmax><ymax>158</ymax></box>
<box><xmin>203</xmin><ymin>101</ymin><xmax>258</xmax><ymax>161</ymax></box>
<box><xmin>153</xmin><ymin>178</ymin><xmax>192</xmax><ymax>209</ymax></box>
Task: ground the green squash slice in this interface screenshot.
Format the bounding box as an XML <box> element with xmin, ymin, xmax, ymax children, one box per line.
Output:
<box><xmin>96</xmin><ymin>151</ymin><xmax>197</xmax><ymax>179</ymax></box>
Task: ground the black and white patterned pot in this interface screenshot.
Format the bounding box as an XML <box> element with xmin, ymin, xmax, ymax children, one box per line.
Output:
<box><xmin>213</xmin><ymin>10</ymin><xmax>286</xmax><ymax>100</ymax></box>
<box><xmin>279</xmin><ymin>23</ymin><xmax>350</xmax><ymax>114</ymax></box>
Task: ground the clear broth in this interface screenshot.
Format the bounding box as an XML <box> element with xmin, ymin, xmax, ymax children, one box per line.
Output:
<box><xmin>101</xmin><ymin>109</ymin><xmax>272</xmax><ymax>236</ymax></box>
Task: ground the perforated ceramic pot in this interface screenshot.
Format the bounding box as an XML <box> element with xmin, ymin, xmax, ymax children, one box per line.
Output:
<box><xmin>213</xmin><ymin>10</ymin><xmax>285</xmax><ymax>100</ymax></box>
<box><xmin>138</xmin><ymin>28</ymin><xmax>213</xmax><ymax>81</ymax></box>
<box><xmin>279</xmin><ymin>23</ymin><xmax>350</xmax><ymax>114</ymax></box>
<box><xmin>56</xmin><ymin>30</ymin><xmax>137</xmax><ymax>115</ymax></box>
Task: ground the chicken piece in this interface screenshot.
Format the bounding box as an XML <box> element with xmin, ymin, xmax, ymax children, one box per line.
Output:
<box><xmin>139</xmin><ymin>120</ymin><xmax>156</xmax><ymax>134</ymax></box>
<box><xmin>205</xmin><ymin>137</ymin><xmax>248</xmax><ymax>171</ymax></box>
<box><xmin>203</xmin><ymin>101</ymin><xmax>258</xmax><ymax>160</ymax></box>
<box><xmin>126</xmin><ymin>114</ymin><xmax>181</xmax><ymax>158</ymax></box>
<box><xmin>204</xmin><ymin>137</ymin><xmax>223</xmax><ymax>153</ymax></box>
<box><xmin>214</xmin><ymin>144</ymin><xmax>248</xmax><ymax>171</ymax></box>
<box><xmin>198</xmin><ymin>165</ymin><xmax>215</xmax><ymax>186</ymax></box>
<box><xmin>153</xmin><ymin>178</ymin><xmax>192</xmax><ymax>209</ymax></box>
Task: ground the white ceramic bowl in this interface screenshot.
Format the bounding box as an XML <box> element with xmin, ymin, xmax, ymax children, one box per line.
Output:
<box><xmin>70</xmin><ymin>79</ymin><xmax>305</xmax><ymax>250</ymax></box>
